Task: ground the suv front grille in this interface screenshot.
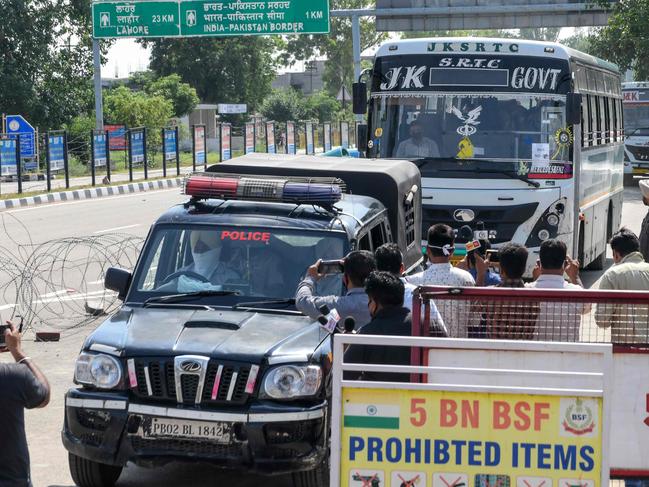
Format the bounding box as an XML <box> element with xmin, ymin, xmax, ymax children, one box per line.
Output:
<box><xmin>131</xmin><ymin>358</ymin><xmax>254</xmax><ymax>406</ymax></box>
<box><xmin>131</xmin><ymin>437</ymin><xmax>244</xmax><ymax>458</ymax></box>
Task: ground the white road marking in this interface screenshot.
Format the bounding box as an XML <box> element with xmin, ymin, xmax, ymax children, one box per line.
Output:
<box><xmin>4</xmin><ymin>187</ymin><xmax>179</xmax><ymax>214</ymax></box>
<box><xmin>0</xmin><ymin>303</ymin><xmax>16</xmax><ymax>311</ymax></box>
<box><xmin>93</xmin><ymin>224</ymin><xmax>140</xmax><ymax>234</ymax></box>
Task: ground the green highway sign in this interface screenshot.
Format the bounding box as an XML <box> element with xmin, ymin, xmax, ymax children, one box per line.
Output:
<box><xmin>92</xmin><ymin>0</ymin><xmax>330</xmax><ymax>38</ymax></box>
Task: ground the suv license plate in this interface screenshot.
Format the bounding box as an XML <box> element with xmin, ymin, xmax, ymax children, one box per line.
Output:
<box><xmin>141</xmin><ymin>417</ymin><xmax>232</xmax><ymax>443</ymax></box>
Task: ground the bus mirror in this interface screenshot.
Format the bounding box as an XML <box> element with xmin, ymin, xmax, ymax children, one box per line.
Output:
<box><xmin>357</xmin><ymin>124</ymin><xmax>368</xmax><ymax>152</ymax></box>
<box><xmin>352</xmin><ymin>82</ymin><xmax>368</xmax><ymax>115</ymax></box>
<box><xmin>567</xmin><ymin>93</ymin><xmax>582</xmax><ymax>126</ymax></box>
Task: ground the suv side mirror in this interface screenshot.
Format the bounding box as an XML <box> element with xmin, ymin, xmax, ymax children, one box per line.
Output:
<box><xmin>566</xmin><ymin>93</ymin><xmax>582</xmax><ymax>126</ymax></box>
<box><xmin>352</xmin><ymin>82</ymin><xmax>367</xmax><ymax>115</ymax></box>
<box><xmin>105</xmin><ymin>267</ymin><xmax>132</xmax><ymax>301</ymax></box>
<box><xmin>357</xmin><ymin>123</ymin><xmax>368</xmax><ymax>153</ymax></box>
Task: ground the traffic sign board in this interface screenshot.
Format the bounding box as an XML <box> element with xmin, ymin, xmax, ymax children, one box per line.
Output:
<box><xmin>6</xmin><ymin>115</ymin><xmax>35</xmax><ymax>159</ymax></box>
<box><xmin>92</xmin><ymin>0</ymin><xmax>330</xmax><ymax>39</ymax></box>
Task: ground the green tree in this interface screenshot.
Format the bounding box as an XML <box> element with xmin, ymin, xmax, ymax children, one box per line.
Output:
<box><xmin>280</xmin><ymin>0</ymin><xmax>388</xmax><ymax>97</ymax></box>
<box><xmin>0</xmin><ymin>0</ymin><xmax>95</xmax><ymax>129</ymax></box>
<box><xmin>305</xmin><ymin>90</ymin><xmax>341</xmax><ymax>123</ymax></box>
<box><xmin>260</xmin><ymin>89</ymin><xmax>308</xmax><ymax>123</ymax></box>
<box><xmin>128</xmin><ymin>72</ymin><xmax>199</xmax><ymax>118</ymax></box>
<box><xmin>587</xmin><ymin>0</ymin><xmax>647</xmax><ymax>78</ymax></box>
<box><xmin>146</xmin><ymin>37</ymin><xmax>277</xmax><ymax>112</ymax></box>
<box><xmin>104</xmin><ymin>86</ymin><xmax>173</xmax><ymax>154</ymax></box>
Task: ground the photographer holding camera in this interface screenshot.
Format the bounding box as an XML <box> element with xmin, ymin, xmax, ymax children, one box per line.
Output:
<box><xmin>295</xmin><ymin>251</ymin><xmax>376</xmax><ymax>330</ymax></box>
<box><xmin>0</xmin><ymin>321</ymin><xmax>51</xmax><ymax>487</ymax></box>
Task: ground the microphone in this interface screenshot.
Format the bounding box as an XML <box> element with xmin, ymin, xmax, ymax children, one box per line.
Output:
<box><xmin>317</xmin><ymin>304</ymin><xmax>340</xmax><ymax>333</ymax></box>
<box><xmin>343</xmin><ymin>316</ymin><xmax>356</xmax><ymax>333</ymax></box>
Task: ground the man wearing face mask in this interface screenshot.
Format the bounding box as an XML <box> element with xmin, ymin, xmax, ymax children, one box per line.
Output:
<box><xmin>295</xmin><ymin>251</ymin><xmax>376</xmax><ymax>329</ymax></box>
<box><xmin>343</xmin><ymin>271</ymin><xmax>412</xmax><ymax>382</ymax></box>
<box><xmin>160</xmin><ymin>230</ymin><xmax>241</xmax><ymax>291</ymax></box>
<box><xmin>395</xmin><ymin>118</ymin><xmax>440</xmax><ymax>159</ymax></box>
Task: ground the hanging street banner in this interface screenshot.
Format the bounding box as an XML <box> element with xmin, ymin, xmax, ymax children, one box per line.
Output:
<box><xmin>106</xmin><ymin>124</ymin><xmax>127</xmax><ymax>150</ymax></box>
<box><xmin>129</xmin><ymin>130</ymin><xmax>145</xmax><ymax>164</ymax></box>
<box><xmin>92</xmin><ymin>0</ymin><xmax>330</xmax><ymax>39</ymax></box>
<box><xmin>340</xmin><ymin>387</ymin><xmax>604</xmax><ymax>487</ymax></box>
<box><xmin>48</xmin><ymin>134</ymin><xmax>66</xmax><ymax>171</ymax></box>
<box><xmin>340</xmin><ymin>121</ymin><xmax>350</xmax><ymax>149</ymax></box>
<box><xmin>286</xmin><ymin>121</ymin><xmax>296</xmax><ymax>154</ymax></box>
<box><xmin>164</xmin><ymin>128</ymin><xmax>178</xmax><ymax>161</ymax></box>
<box><xmin>266</xmin><ymin>122</ymin><xmax>276</xmax><ymax>154</ymax></box>
<box><xmin>245</xmin><ymin>123</ymin><xmax>255</xmax><ymax>154</ymax></box>
<box><xmin>93</xmin><ymin>133</ymin><xmax>108</xmax><ymax>167</ymax></box>
<box><xmin>194</xmin><ymin>125</ymin><xmax>206</xmax><ymax>165</ymax></box>
<box><xmin>220</xmin><ymin>124</ymin><xmax>232</xmax><ymax>161</ymax></box>
<box><xmin>305</xmin><ymin>121</ymin><xmax>314</xmax><ymax>155</ymax></box>
<box><xmin>323</xmin><ymin>122</ymin><xmax>332</xmax><ymax>152</ymax></box>
<box><xmin>0</xmin><ymin>138</ymin><xmax>18</xmax><ymax>176</ymax></box>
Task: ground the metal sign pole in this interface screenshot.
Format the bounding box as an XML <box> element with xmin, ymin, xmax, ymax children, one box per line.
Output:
<box><xmin>63</xmin><ymin>131</ymin><xmax>70</xmax><ymax>189</ymax></box>
<box><xmin>93</xmin><ymin>39</ymin><xmax>104</xmax><ymax>131</ymax></box>
<box><xmin>161</xmin><ymin>128</ymin><xmax>167</xmax><ymax>178</ymax></box>
<box><xmin>45</xmin><ymin>133</ymin><xmax>51</xmax><ymax>192</ymax></box>
<box><xmin>90</xmin><ymin>130</ymin><xmax>96</xmax><ymax>186</ymax></box>
<box><xmin>105</xmin><ymin>130</ymin><xmax>111</xmax><ymax>182</ymax></box>
<box><xmin>127</xmin><ymin>129</ymin><xmax>134</xmax><ymax>182</ymax></box>
<box><xmin>142</xmin><ymin>127</ymin><xmax>148</xmax><ymax>179</ymax></box>
<box><xmin>191</xmin><ymin>125</ymin><xmax>197</xmax><ymax>171</ymax></box>
<box><xmin>174</xmin><ymin>126</ymin><xmax>180</xmax><ymax>176</ymax></box>
<box><xmin>16</xmin><ymin>135</ymin><xmax>22</xmax><ymax>194</ymax></box>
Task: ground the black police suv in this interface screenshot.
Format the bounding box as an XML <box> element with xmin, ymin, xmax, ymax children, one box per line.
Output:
<box><xmin>62</xmin><ymin>155</ymin><xmax>421</xmax><ymax>487</ymax></box>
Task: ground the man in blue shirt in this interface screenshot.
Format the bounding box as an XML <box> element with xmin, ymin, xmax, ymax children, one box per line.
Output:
<box><xmin>295</xmin><ymin>251</ymin><xmax>376</xmax><ymax>329</ymax></box>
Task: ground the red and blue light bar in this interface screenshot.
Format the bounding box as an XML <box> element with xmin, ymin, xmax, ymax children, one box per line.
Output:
<box><xmin>184</xmin><ymin>172</ymin><xmax>344</xmax><ymax>206</ymax></box>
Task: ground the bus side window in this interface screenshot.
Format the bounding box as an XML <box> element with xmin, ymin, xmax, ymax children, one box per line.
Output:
<box><xmin>608</xmin><ymin>98</ymin><xmax>615</xmax><ymax>143</ymax></box>
<box><xmin>590</xmin><ymin>95</ymin><xmax>599</xmax><ymax>146</ymax></box>
<box><xmin>618</xmin><ymin>99</ymin><xmax>624</xmax><ymax>141</ymax></box>
<box><xmin>582</xmin><ymin>94</ymin><xmax>589</xmax><ymax>147</ymax></box>
<box><xmin>603</xmin><ymin>97</ymin><xmax>610</xmax><ymax>144</ymax></box>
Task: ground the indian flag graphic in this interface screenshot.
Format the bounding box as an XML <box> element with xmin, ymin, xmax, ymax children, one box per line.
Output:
<box><xmin>344</xmin><ymin>403</ymin><xmax>400</xmax><ymax>429</ymax></box>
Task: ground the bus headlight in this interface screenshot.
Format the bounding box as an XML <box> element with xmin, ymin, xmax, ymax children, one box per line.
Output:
<box><xmin>75</xmin><ymin>353</ymin><xmax>123</xmax><ymax>389</ymax></box>
<box><xmin>261</xmin><ymin>365</ymin><xmax>322</xmax><ymax>400</ymax></box>
<box><xmin>525</xmin><ymin>198</ymin><xmax>570</xmax><ymax>248</ymax></box>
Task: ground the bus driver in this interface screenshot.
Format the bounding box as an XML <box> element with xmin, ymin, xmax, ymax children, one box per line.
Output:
<box><xmin>395</xmin><ymin>118</ymin><xmax>440</xmax><ymax>158</ymax></box>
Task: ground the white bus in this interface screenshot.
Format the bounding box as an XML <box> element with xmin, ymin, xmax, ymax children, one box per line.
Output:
<box><xmin>622</xmin><ymin>81</ymin><xmax>649</xmax><ymax>182</ymax></box>
<box><xmin>355</xmin><ymin>38</ymin><xmax>624</xmax><ymax>271</ymax></box>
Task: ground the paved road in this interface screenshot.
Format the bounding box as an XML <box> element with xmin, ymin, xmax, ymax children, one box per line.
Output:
<box><xmin>0</xmin><ymin>186</ymin><xmax>644</xmax><ymax>486</ymax></box>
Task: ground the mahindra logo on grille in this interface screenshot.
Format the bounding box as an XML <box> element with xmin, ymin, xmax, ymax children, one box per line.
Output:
<box><xmin>453</xmin><ymin>209</ymin><xmax>475</xmax><ymax>223</ymax></box>
<box><xmin>180</xmin><ymin>360</ymin><xmax>202</xmax><ymax>372</ymax></box>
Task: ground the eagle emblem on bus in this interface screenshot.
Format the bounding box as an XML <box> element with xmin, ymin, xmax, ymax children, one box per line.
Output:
<box><xmin>452</xmin><ymin>105</ymin><xmax>482</xmax><ymax>137</ymax></box>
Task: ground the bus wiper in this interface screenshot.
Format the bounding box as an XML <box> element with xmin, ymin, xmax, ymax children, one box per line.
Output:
<box><xmin>233</xmin><ymin>298</ymin><xmax>296</xmax><ymax>310</ymax></box>
<box><xmin>481</xmin><ymin>169</ymin><xmax>541</xmax><ymax>188</ymax></box>
<box><xmin>144</xmin><ymin>290</ymin><xmax>241</xmax><ymax>307</ymax></box>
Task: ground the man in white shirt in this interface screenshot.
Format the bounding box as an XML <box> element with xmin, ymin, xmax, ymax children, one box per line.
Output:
<box><xmin>407</xmin><ymin>224</ymin><xmax>476</xmax><ymax>337</ymax></box>
<box><xmin>395</xmin><ymin>119</ymin><xmax>440</xmax><ymax>159</ymax></box>
<box><xmin>527</xmin><ymin>238</ymin><xmax>589</xmax><ymax>341</ymax></box>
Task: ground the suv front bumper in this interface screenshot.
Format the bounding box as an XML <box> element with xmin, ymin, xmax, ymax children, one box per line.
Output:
<box><xmin>62</xmin><ymin>388</ymin><xmax>328</xmax><ymax>474</ymax></box>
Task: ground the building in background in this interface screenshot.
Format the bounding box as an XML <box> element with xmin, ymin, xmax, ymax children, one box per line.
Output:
<box><xmin>272</xmin><ymin>60</ymin><xmax>325</xmax><ymax>95</ymax></box>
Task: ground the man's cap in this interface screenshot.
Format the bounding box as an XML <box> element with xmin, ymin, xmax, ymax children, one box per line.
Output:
<box><xmin>640</xmin><ymin>179</ymin><xmax>649</xmax><ymax>199</ymax></box>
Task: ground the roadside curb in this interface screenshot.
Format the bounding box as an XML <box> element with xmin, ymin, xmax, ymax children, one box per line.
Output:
<box><xmin>0</xmin><ymin>177</ymin><xmax>184</xmax><ymax>211</ymax></box>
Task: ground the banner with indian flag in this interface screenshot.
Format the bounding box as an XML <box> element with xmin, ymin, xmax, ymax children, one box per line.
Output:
<box><xmin>344</xmin><ymin>402</ymin><xmax>400</xmax><ymax>429</ymax></box>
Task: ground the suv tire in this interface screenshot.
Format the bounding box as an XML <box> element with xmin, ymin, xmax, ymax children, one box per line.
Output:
<box><xmin>69</xmin><ymin>453</ymin><xmax>122</xmax><ymax>487</ymax></box>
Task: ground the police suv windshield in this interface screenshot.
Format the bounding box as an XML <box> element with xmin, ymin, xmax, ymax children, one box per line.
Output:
<box><xmin>132</xmin><ymin>225</ymin><xmax>347</xmax><ymax>302</ymax></box>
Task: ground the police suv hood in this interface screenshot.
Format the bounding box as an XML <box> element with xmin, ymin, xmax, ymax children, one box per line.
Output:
<box><xmin>85</xmin><ymin>306</ymin><xmax>325</xmax><ymax>363</ymax></box>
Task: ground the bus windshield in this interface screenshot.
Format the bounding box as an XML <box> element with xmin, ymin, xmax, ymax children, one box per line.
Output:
<box><xmin>369</xmin><ymin>93</ymin><xmax>569</xmax><ymax>166</ymax></box>
<box><xmin>623</xmin><ymin>104</ymin><xmax>649</xmax><ymax>132</ymax></box>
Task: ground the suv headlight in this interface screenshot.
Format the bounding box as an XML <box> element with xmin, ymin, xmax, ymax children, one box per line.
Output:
<box><xmin>261</xmin><ymin>365</ymin><xmax>322</xmax><ymax>400</ymax></box>
<box><xmin>75</xmin><ymin>353</ymin><xmax>122</xmax><ymax>389</ymax></box>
